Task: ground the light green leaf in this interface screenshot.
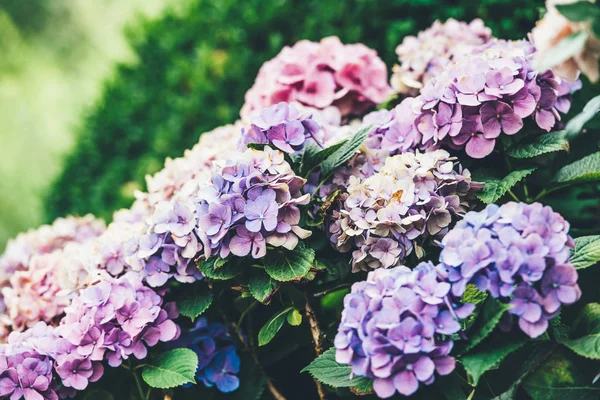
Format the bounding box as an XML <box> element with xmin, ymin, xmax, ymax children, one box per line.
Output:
<box><xmin>301</xmin><ymin>348</ymin><xmax>372</xmax><ymax>389</ymax></box>
<box><xmin>460</xmin><ymin>335</ymin><xmax>528</xmax><ymax>386</ymax></box>
<box><xmin>508</xmin><ymin>131</ymin><xmax>569</xmax><ymax>159</ymax></box>
<box><xmin>556</xmin><ymin>2</ymin><xmax>600</xmax><ymax>22</ymax></box>
<box><xmin>563</xmin><ymin>303</ymin><xmax>600</xmax><ymax>359</ymax></box>
<box><xmin>248</xmin><ymin>271</ymin><xmax>278</xmax><ymax>304</ymax></box>
<box><xmin>534</xmin><ymin>30</ymin><xmax>589</xmax><ymax>73</ymax></box>
<box><xmin>462</xmin><ymin>297</ymin><xmax>511</xmax><ymax>354</ymax></box>
<box><xmin>264</xmin><ymin>243</ymin><xmax>315</xmax><ymax>282</ymax></box>
<box><xmin>321</xmin><ymin>125</ymin><xmax>371</xmax><ymax>176</ymax></box>
<box><xmin>303</xmin><ymin>141</ymin><xmax>346</xmax><ymax>175</ymax></box>
<box><xmin>477</xmin><ymin>168</ymin><xmax>536</xmax><ymax>204</ymax></box>
<box><xmin>565</xmin><ymin>95</ymin><xmax>600</xmax><ymax>138</ymax></box>
<box><xmin>258</xmin><ymin>307</ymin><xmax>293</xmax><ymax>346</ymax></box>
<box><xmin>198</xmin><ymin>257</ymin><xmax>244</xmax><ymax>280</ymax></box>
<box><xmin>554</xmin><ymin>152</ymin><xmax>600</xmax><ymax>184</ymax></box>
<box><xmin>571</xmin><ymin>235</ymin><xmax>600</xmax><ymax>269</ymax></box>
<box><xmin>176</xmin><ymin>281</ymin><xmax>213</xmax><ymax>320</ymax></box>
<box><xmin>573</xmin><ymin>303</ymin><xmax>600</xmax><ymax>335</ymax></box>
<box><xmin>562</xmin><ymin>334</ymin><xmax>600</xmax><ymax>359</ymax></box>
<box><xmin>142</xmin><ymin>348</ymin><xmax>198</xmax><ymax>389</ymax></box>
<box><xmin>287</xmin><ymin>309</ymin><xmax>303</xmax><ymax>326</ymax></box>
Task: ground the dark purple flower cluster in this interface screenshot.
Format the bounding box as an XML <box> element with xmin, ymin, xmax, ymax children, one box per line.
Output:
<box><xmin>196</xmin><ymin>147</ymin><xmax>312</xmax><ymax>259</ymax></box>
<box><xmin>335</xmin><ymin>263</ymin><xmax>474</xmax><ymax>398</ymax></box>
<box><xmin>173</xmin><ymin>318</ymin><xmax>240</xmax><ymax>393</ymax></box>
<box><xmin>240</xmin><ymin>102</ymin><xmax>321</xmax><ymax>154</ymax></box>
<box><xmin>412</xmin><ymin>39</ymin><xmax>581</xmax><ymax>158</ymax></box>
<box><xmin>440</xmin><ymin>202</ymin><xmax>581</xmax><ymax>338</ymax></box>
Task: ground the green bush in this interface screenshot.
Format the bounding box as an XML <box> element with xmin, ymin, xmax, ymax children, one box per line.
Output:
<box><xmin>46</xmin><ymin>0</ymin><xmax>545</xmax><ymax>222</ymax></box>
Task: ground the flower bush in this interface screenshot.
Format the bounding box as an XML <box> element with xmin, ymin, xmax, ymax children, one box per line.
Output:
<box><xmin>3</xmin><ymin>2</ymin><xmax>600</xmax><ymax>399</ymax></box>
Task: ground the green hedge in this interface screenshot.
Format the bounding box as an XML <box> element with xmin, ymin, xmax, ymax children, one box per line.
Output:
<box><xmin>46</xmin><ymin>0</ymin><xmax>545</xmax><ymax>221</ymax></box>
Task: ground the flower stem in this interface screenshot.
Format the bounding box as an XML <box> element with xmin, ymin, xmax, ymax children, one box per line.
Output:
<box><xmin>304</xmin><ymin>292</ymin><xmax>328</xmax><ymax>400</ymax></box>
<box><xmin>129</xmin><ymin>361</ymin><xmax>146</xmax><ymax>400</ymax></box>
<box><xmin>507</xmin><ymin>189</ymin><xmax>520</xmax><ymax>202</ymax></box>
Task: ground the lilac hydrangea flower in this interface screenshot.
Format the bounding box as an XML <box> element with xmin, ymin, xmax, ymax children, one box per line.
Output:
<box><xmin>335</xmin><ymin>263</ymin><xmax>474</xmax><ymax>398</ymax></box>
<box><xmin>240</xmin><ymin>102</ymin><xmax>321</xmax><ymax>154</ymax></box>
<box><xmin>410</xmin><ymin>39</ymin><xmax>581</xmax><ymax>159</ymax></box>
<box><xmin>327</xmin><ymin>150</ymin><xmax>481</xmax><ymax>271</ymax></box>
<box><xmin>172</xmin><ymin>318</ymin><xmax>241</xmax><ymax>393</ymax></box>
<box><xmin>439</xmin><ymin>202</ymin><xmax>581</xmax><ymax>338</ymax></box>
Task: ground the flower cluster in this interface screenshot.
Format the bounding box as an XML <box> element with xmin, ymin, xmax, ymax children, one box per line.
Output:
<box><xmin>240</xmin><ymin>102</ymin><xmax>321</xmax><ymax>154</ymax></box>
<box><xmin>328</xmin><ymin>150</ymin><xmax>479</xmax><ymax>271</ymax></box>
<box><xmin>1</xmin><ymin>242</ymin><xmax>106</xmax><ymax>337</ymax></box>
<box><xmin>412</xmin><ymin>39</ymin><xmax>581</xmax><ymax>158</ymax></box>
<box><xmin>439</xmin><ymin>202</ymin><xmax>581</xmax><ymax>337</ymax></box>
<box><xmin>391</xmin><ymin>19</ymin><xmax>492</xmax><ymax>94</ymax></box>
<box><xmin>335</xmin><ymin>263</ymin><xmax>474</xmax><ymax>398</ymax></box>
<box><xmin>173</xmin><ymin>318</ymin><xmax>241</xmax><ymax>393</ymax></box>
<box><xmin>241</xmin><ymin>36</ymin><xmax>393</xmax><ymax>119</ymax></box>
<box><xmin>136</xmin><ymin>123</ymin><xmax>243</xmax><ymax>211</ymax></box>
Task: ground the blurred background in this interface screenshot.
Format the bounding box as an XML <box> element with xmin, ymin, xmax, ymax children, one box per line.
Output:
<box><xmin>0</xmin><ymin>0</ymin><xmax>554</xmax><ymax>250</ymax></box>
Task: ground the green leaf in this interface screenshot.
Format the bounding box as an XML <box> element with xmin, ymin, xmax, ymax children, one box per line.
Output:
<box><xmin>264</xmin><ymin>243</ymin><xmax>315</xmax><ymax>282</ymax></box>
<box><xmin>534</xmin><ymin>30</ymin><xmax>589</xmax><ymax>73</ymax></box>
<box><xmin>303</xmin><ymin>141</ymin><xmax>346</xmax><ymax>174</ymax></box>
<box><xmin>508</xmin><ymin>131</ymin><xmax>569</xmax><ymax>159</ymax></box>
<box><xmin>462</xmin><ymin>297</ymin><xmax>511</xmax><ymax>353</ymax></box>
<box><xmin>554</xmin><ymin>152</ymin><xmax>600</xmax><ymax>184</ymax></box>
<box><xmin>565</xmin><ymin>95</ymin><xmax>600</xmax><ymax>138</ymax></box>
<box><xmin>301</xmin><ymin>348</ymin><xmax>372</xmax><ymax>389</ymax></box>
<box><xmin>563</xmin><ymin>303</ymin><xmax>600</xmax><ymax>359</ymax></box>
<box><xmin>287</xmin><ymin>309</ymin><xmax>303</xmax><ymax>326</ymax></box>
<box><xmin>524</xmin><ymin>349</ymin><xmax>600</xmax><ymax>400</ymax></box>
<box><xmin>460</xmin><ymin>335</ymin><xmax>528</xmax><ymax>386</ymax></box>
<box><xmin>321</xmin><ymin>125</ymin><xmax>371</xmax><ymax>176</ymax></box>
<box><xmin>198</xmin><ymin>257</ymin><xmax>244</xmax><ymax>280</ymax></box>
<box><xmin>477</xmin><ymin>168</ymin><xmax>536</xmax><ymax>204</ymax></box>
<box><xmin>83</xmin><ymin>390</ymin><xmax>114</xmax><ymax>400</ymax></box>
<box><xmin>556</xmin><ymin>2</ymin><xmax>600</xmax><ymax>22</ymax></box>
<box><xmin>258</xmin><ymin>307</ymin><xmax>293</xmax><ymax>346</ymax></box>
<box><xmin>142</xmin><ymin>348</ymin><xmax>198</xmax><ymax>389</ymax></box>
<box><xmin>571</xmin><ymin>235</ymin><xmax>600</xmax><ymax>269</ymax></box>
<box><xmin>248</xmin><ymin>270</ymin><xmax>278</xmax><ymax>304</ymax></box>
<box><xmin>176</xmin><ymin>281</ymin><xmax>213</xmax><ymax>320</ymax></box>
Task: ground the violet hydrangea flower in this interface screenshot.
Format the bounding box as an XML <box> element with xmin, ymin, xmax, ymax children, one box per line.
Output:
<box><xmin>328</xmin><ymin>150</ymin><xmax>481</xmax><ymax>271</ymax></box>
<box><xmin>439</xmin><ymin>202</ymin><xmax>581</xmax><ymax>338</ymax></box>
<box><xmin>335</xmin><ymin>262</ymin><xmax>474</xmax><ymax>398</ymax></box>
<box><xmin>172</xmin><ymin>317</ymin><xmax>241</xmax><ymax>393</ymax></box>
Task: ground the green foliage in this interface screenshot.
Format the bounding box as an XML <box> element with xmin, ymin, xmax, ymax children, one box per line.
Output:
<box><xmin>477</xmin><ymin>168</ymin><xmax>536</xmax><ymax>204</ymax></box>
<box><xmin>258</xmin><ymin>307</ymin><xmax>294</xmax><ymax>346</ymax></box>
<box><xmin>83</xmin><ymin>389</ymin><xmax>115</xmax><ymax>400</ymax></box>
<box><xmin>508</xmin><ymin>132</ymin><xmax>569</xmax><ymax>159</ymax></box>
<box><xmin>301</xmin><ymin>348</ymin><xmax>372</xmax><ymax>389</ymax></box>
<box><xmin>320</xmin><ymin>125</ymin><xmax>371</xmax><ymax>176</ymax></box>
<box><xmin>287</xmin><ymin>309</ymin><xmax>303</xmax><ymax>326</ymax></box>
<box><xmin>248</xmin><ymin>270</ymin><xmax>278</xmax><ymax>304</ymax></box>
<box><xmin>142</xmin><ymin>348</ymin><xmax>198</xmax><ymax>389</ymax></box>
<box><xmin>461</xmin><ymin>297</ymin><xmax>512</xmax><ymax>354</ymax></box>
<box><xmin>47</xmin><ymin>0</ymin><xmax>547</xmax><ymax>221</ymax></box>
<box><xmin>263</xmin><ymin>243</ymin><xmax>315</xmax><ymax>282</ymax></box>
<box><xmin>570</xmin><ymin>235</ymin><xmax>600</xmax><ymax>270</ymax></box>
<box><xmin>556</xmin><ymin>1</ymin><xmax>600</xmax><ymax>22</ymax></box>
<box><xmin>562</xmin><ymin>303</ymin><xmax>600</xmax><ymax>360</ymax></box>
<box><xmin>176</xmin><ymin>281</ymin><xmax>213</xmax><ymax>320</ymax></box>
<box><xmin>198</xmin><ymin>257</ymin><xmax>243</xmax><ymax>280</ymax></box>
<box><xmin>554</xmin><ymin>152</ymin><xmax>600</xmax><ymax>184</ymax></box>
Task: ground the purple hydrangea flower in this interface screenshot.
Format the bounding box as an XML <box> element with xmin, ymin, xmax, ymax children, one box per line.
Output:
<box><xmin>335</xmin><ymin>263</ymin><xmax>474</xmax><ymax>398</ymax></box>
<box><xmin>240</xmin><ymin>102</ymin><xmax>322</xmax><ymax>154</ymax></box>
<box><xmin>172</xmin><ymin>318</ymin><xmax>241</xmax><ymax>393</ymax></box>
<box><xmin>439</xmin><ymin>202</ymin><xmax>581</xmax><ymax>338</ymax></box>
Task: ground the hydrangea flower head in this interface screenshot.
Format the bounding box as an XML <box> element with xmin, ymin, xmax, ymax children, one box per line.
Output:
<box><xmin>328</xmin><ymin>150</ymin><xmax>480</xmax><ymax>271</ymax></box>
<box><xmin>173</xmin><ymin>317</ymin><xmax>241</xmax><ymax>393</ymax></box>
<box><xmin>241</xmin><ymin>37</ymin><xmax>393</xmax><ymax>119</ymax></box>
<box><xmin>240</xmin><ymin>102</ymin><xmax>321</xmax><ymax>154</ymax></box>
<box><xmin>335</xmin><ymin>263</ymin><xmax>474</xmax><ymax>398</ymax></box>
<box><xmin>439</xmin><ymin>202</ymin><xmax>581</xmax><ymax>338</ymax></box>
<box><xmin>412</xmin><ymin>39</ymin><xmax>581</xmax><ymax>158</ymax></box>
<box><xmin>391</xmin><ymin>19</ymin><xmax>492</xmax><ymax>94</ymax></box>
